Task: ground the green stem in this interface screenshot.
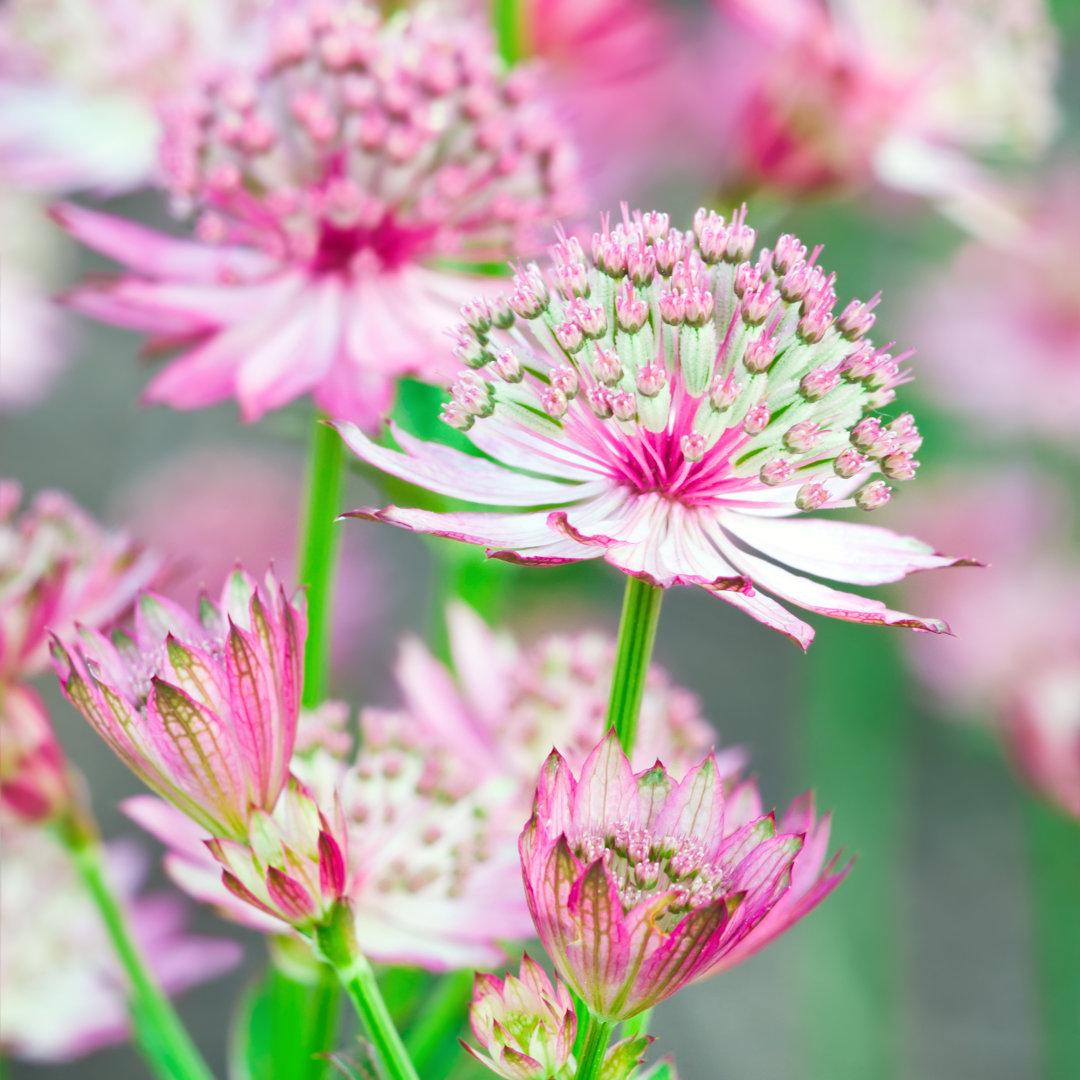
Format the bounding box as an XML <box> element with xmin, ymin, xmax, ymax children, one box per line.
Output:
<box><xmin>403</xmin><ymin>969</ymin><xmax>474</xmax><ymax>1073</ymax></box>
<box><xmin>61</xmin><ymin>823</ymin><xmax>215</xmax><ymax>1080</ymax></box>
<box><xmin>492</xmin><ymin>0</ymin><xmax>527</xmax><ymax>65</ymax></box>
<box><xmin>573</xmin><ymin>1014</ymin><xmax>612</xmax><ymax>1080</ymax></box>
<box><xmin>605</xmin><ymin>576</ymin><xmax>664</xmax><ymax>752</ymax></box>
<box><xmin>298</xmin><ymin>416</ymin><xmax>345</xmax><ymax>709</ymax></box>
<box><xmin>315</xmin><ymin>904</ymin><xmax>419</xmax><ymax>1080</ymax></box>
<box><xmin>1022</xmin><ymin>794</ymin><xmax>1080</xmax><ymax>1080</ymax></box>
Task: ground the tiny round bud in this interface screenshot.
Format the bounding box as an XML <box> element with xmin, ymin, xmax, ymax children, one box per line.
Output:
<box><xmin>743</xmin><ymin>336</ymin><xmax>777</xmax><ymax>374</ymax></box>
<box><xmin>611</xmin><ymin>391</ymin><xmax>637</xmax><ymax>421</ymax></box>
<box><xmin>795</xmin><ymin>482</ymin><xmax>830</xmax><ymax>511</ymax></box>
<box><xmin>760</xmin><ymin>457</ymin><xmax>795</xmax><ymax>486</ymax></box>
<box><xmin>833</xmin><ymin>447</ymin><xmax>868</xmax><ymax>478</ymax></box>
<box><xmin>681</xmin><ymin>433</ymin><xmax>707</xmax><ymax>462</ymax></box>
<box><xmin>854</xmin><ymin>480</ymin><xmax>891</xmax><ymax>510</ymax></box>
<box><xmin>554</xmin><ymin>319</ymin><xmax>585</xmax><ymax>354</ymax></box>
<box><xmin>709</xmin><ymin>374</ymin><xmax>741</xmax><ymax>412</ymax></box>
<box><xmin>784</xmin><ymin>420</ymin><xmax>824</xmax><ymax>453</ymax></box>
<box><xmin>592</xmin><ymin>347</ymin><xmax>623</xmax><ymax>385</ymax></box>
<box><xmin>742</xmin><ymin>400</ymin><xmax>771</xmax><ymax>435</ymax></box>
<box><xmin>636</xmin><ymin>363</ymin><xmax>667</xmax><ymax>398</ymax></box>
<box><xmin>550</xmin><ymin>366</ymin><xmax>580</xmax><ymax>397</ymax></box>
<box><xmin>541</xmin><ymin>386</ymin><xmax>569</xmax><ymax>419</ymax></box>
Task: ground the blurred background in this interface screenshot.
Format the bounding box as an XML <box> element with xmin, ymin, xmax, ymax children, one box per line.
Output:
<box><xmin>3</xmin><ymin>1</ymin><xmax>1080</xmax><ymax>1079</ymax></box>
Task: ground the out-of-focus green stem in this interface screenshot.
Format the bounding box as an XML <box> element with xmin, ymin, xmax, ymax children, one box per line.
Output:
<box><xmin>800</xmin><ymin>625</ymin><xmax>906</xmax><ymax>1080</ymax></box>
<box><xmin>1023</xmin><ymin>795</ymin><xmax>1080</xmax><ymax>1080</ymax></box>
<box><xmin>403</xmin><ymin>969</ymin><xmax>474</xmax><ymax>1073</ymax></box>
<box><xmin>298</xmin><ymin>416</ymin><xmax>345</xmax><ymax>708</ymax></box>
<box><xmin>315</xmin><ymin>903</ymin><xmax>419</xmax><ymax>1080</ymax></box>
<box><xmin>573</xmin><ymin>1014</ymin><xmax>612</xmax><ymax>1080</ymax></box>
<box><xmin>605</xmin><ymin>576</ymin><xmax>664</xmax><ymax>752</ymax></box>
<box><xmin>60</xmin><ymin>820</ymin><xmax>215</xmax><ymax>1080</ymax></box>
<box><xmin>492</xmin><ymin>0</ymin><xmax>527</xmax><ymax>65</ymax></box>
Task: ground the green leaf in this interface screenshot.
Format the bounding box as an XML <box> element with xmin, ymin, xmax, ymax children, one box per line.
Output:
<box><xmin>229</xmin><ymin>952</ymin><xmax>341</xmax><ymax>1080</ymax></box>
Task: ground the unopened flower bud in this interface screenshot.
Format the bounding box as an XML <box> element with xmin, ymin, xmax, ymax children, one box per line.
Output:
<box><xmin>795</xmin><ymin>482</ymin><xmax>830</xmax><ymax>511</ymax></box>
<box><xmin>760</xmin><ymin>457</ymin><xmax>795</xmax><ymax>486</ymax></box>
<box><xmin>742</xmin><ymin>400</ymin><xmax>771</xmax><ymax>435</ymax></box>
<box><xmin>833</xmin><ymin>447</ymin><xmax>867</xmax><ymax>478</ymax></box>
<box><xmin>854</xmin><ymin>479</ymin><xmax>891</xmax><ymax>510</ymax></box>
<box><xmin>636</xmin><ymin>363</ymin><xmax>667</xmax><ymax>397</ymax></box>
<box><xmin>681</xmin><ymin>433</ymin><xmax>707</xmax><ymax>462</ymax></box>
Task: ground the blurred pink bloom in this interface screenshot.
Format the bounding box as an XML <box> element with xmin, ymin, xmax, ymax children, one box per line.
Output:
<box><xmin>112</xmin><ymin>445</ymin><xmax>381</xmax><ymax>667</ymax></box>
<box><xmin>342</xmin><ymin>208</ymin><xmax>970</xmax><ymax>649</ymax></box>
<box><xmin>208</xmin><ymin>776</ymin><xmax>349</xmax><ymax>932</ymax></box>
<box><xmin>701</xmin><ymin>0</ymin><xmax>1057</xmax><ymax>221</ymax></box>
<box><xmin>0</xmin><ymin>815</ymin><xmax>240</xmax><ymax>1063</ymax></box>
<box><xmin>57</xmin><ymin>0</ymin><xmax>580</xmax><ymax>427</ymax></box>
<box><xmin>394</xmin><ymin>602</ymin><xmax>733</xmax><ymax>785</ymax></box>
<box><xmin>465</xmin><ymin>954</ymin><xmax>578</xmax><ymax>1080</ymax></box>
<box><xmin>53</xmin><ymin>568</ymin><xmax>305</xmax><ymax>839</ymax></box>
<box><xmin>896</xmin><ymin>469</ymin><xmax>1080</xmax><ymax>713</ymax></box>
<box><xmin>0</xmin><ymin>190</ymin><xmax>72</xmax><ymax>411</ymax></box>
<box><xmin>0</xmin><ymin>682</ymin><xmax>70</xmax><ymax>823</ymax></box>
<box><xmin>1006</xmin><ymin>662</ymin><xmax>1080</xmax><ymax>819</ymax></box>
<box><xmin>0</xmin><ymin>481</ymin><xmax>160</xmax><ymax>682</ymax></box>
<box><xmin>519</xmin><ymin>732</ymin><xmax>847</xmax><ymax>1020</ymax></box>
<box><xmin>911</xmin><ymin>169</ymin><xmax>1080</xmax><ymax>444</ymax></box>
<box><xmin>0</xmin><ymin>0</ymin><xmax>267</xmax><ymax>193</ymax></box>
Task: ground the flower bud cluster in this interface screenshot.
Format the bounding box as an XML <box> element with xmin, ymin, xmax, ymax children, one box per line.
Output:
<box><xmin>161</xmin><ymin>1</ymin><xmax>578</xmax><ymax>269</ymax></box>
<box><xmin>441</xmin><ymin>208</ymin><xmax>920</xmax><ymax>513</ymax></box>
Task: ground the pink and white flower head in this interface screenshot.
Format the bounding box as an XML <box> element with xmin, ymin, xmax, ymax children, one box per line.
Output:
<box><xmin>127</xmin><ymin>701</ymin><xmax>536</xmax><ymax>967</ymax></box>
<box><xmin>0</xmin><ymin>814</ymin><xmax>240</xmax><ymax>1063</ymax></box>
<box><xmin>0</xmin><ymin>0</ymin><xmax>266</xmax><ymax>193</ymax></box>
<box><xmin>208</xmin><ymin>775</ymin><xmax>350</xmax><ymax>932</ymax></box>
<box><xmin>705</xmin><ymin>0</ymin><xmax>1057</xmax><ymax>222</ymax></box>
<box><xmin>0</xmin><ymin>190</ymin><xmax>72</xmax><ymax>411</ymax></box>
<box><xmin>0</xmin><ymin>481</ymin><xmax>160</xmax><ymax>682</ymax></box>
<box><xmin>519</xmin><ymin>732</ymin><xmax>848</xmax><ymax>1020</ymax></box>
<box><xmin>0</xmin><ymin>682</ymin><xmax>71</xmax><ymax>823</ymax></box>
<box><xmin>57</xmin><ymin>1</ymin><xmax>581</xmax><ymax>429</ymax></box>
<box><xmin>52</xmin><ymin>567</ymin><xmax>305</xmax><ymax>840</ymax></box>
<box><xmin>341</xmin><ymin>208</ymin><xmax>970</xmax><ymax>649</ymax></box>
<box><xmin>1005</xmin><ymin>661</ymin><xmax>1080</xmax><ymax>819</ymax></box>
<box><xmin>911</xmin><ymin>167</ymin><xmax>1080</xmax><ymax>445</ymax></box>
<box><xmin>465</xmin><ymin>954</ymin><xmax>578</xmax><ymax>1080</ymax></box>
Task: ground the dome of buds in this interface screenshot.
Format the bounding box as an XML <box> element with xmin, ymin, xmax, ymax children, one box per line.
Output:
<box><xmin>444</xmin><ymin>206</ymin><xmax>916</xmax><ymax>505</ymax></box>
<box><xmin>162</xmin><ymin>2</ymin><xmax>577</xmax><ymax>270</ymax></box>
<box><xmin>342</xmin><ymin>209</ymin><xmax>971</xmax><ymax>647</ymax></box>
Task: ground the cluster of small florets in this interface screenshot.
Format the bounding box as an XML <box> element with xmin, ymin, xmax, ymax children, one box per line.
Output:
<box><xmin>442</xmin><ymin>207</ymin><xmax>922</xmax><ymax>512</ymax></box>
<box><xmin>160</xmin><ymin>1</ymin><xmax>578</xmax><ymax>267</ymax></box>
<box><xmin>576</xmin><ymin>818</ymin><xmax>727</xmax><ymax>922</ymax></box>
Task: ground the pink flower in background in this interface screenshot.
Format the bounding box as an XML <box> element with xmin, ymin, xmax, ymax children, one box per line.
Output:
<box><xmin>0</xmin><ymin>0</ymin><xmax>267</xmax><ymax>193</ymax></box>
<box><xmin>911</xmin><ymin>168</ymin><xmax>1080</xmax><ymax>444</ymax></box>
<box><xmin>702</xmin><ymin>0</ymin><xmax>1057</xmax><ymax>223</ymax></box>
<box><xmin>896</xmin><ymin>470</ymin><xmax>1080</xmax><ymax>714</ymax></box>
<box><xmin>342</xmin><ymin>208</ymin><xmax>970</xmax><ymax>649</ymax></box>
<box><xmin>112</xmin><ymin>446</ymin><xmax>381</xmax><ymax>668</ymax></box>
<box><xmin>58</xmin><ymin>0</ymin><xmax>581</xmax><ymax>428</ymax></box>
<box><xmin>0</xmin><ymin>481</ymin><xmax>160</xmax><ymax>681</ymax></box>
<box><xmin>0</xmin><ymin>815</ymin><xmax>240</xmax><ymax>1063</ymax></box>
<box><xmin>53</xmin><ymin>568</ymin><xmax>304</xmax><ymax>839</ymax></box>
<box><xmin>0</xmin><ymin>190</ymin><xmax>72</xmax><ymax>411</ymax></box>
<box><xmin>519</xmin><ymin>733</ymin><xmax>847</xmax><ymax>1020</ymax></box>
<box><xmin>393</xmin><ymin>602</ymin><xmax>734</xmax><ymax>787</ymax></box>
<box><xmin>465</xmin><ymin>954</ymin><xmax>578</xmax><ymax>1080</ymax></box>
<box><xmin>1005</xmin><ymin>662</ymin><xmax>1080</xmax><ymax>819</ymax></box>
<box><xmin>0</xmin><ymin>682</ymin><xmax>71</xmax><ymax>823</ymax></box>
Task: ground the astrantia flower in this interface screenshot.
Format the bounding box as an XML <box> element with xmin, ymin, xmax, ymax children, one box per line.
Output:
<box><xmin>912</xmin><ymin>168</ymin><xmax>1080</xmax><ymax>445</ymax></box>
<box><xmin>704</xmin><ymin>0</ymin><xmax>1057</xmax><ymax>219</ymax></box>
<box><xmin>1006</xmin><ymin>662</ymin><xmax>1080</xmax><ymax>819</ymax></box>
<box><xmin>0</xmin><ymin>815</ymin><xmax>240</xmax><ymax>1063</ymax></box>
<box><xmin>341</xmin><ymin>208</ymin><xmax>969</xmax><ymax>648</ymax></box>
<box><xmin>52</xmin><ymin>568</ymin><xmax>304</xmax><ymax>839</ymax></box>
<box><xmin>0</xmin><ymin>0</ymin><xmax>265</xmax><ymax>193</ymax></box>
<box><xmin>57</xmin><ymin>0</ymin><xmax>580</xmax><ymax>427</ymax></box>
<box><xmin>519</xmin><ymin>732</ymin><xmax>848</xmax><ymax>1020</ymax></box>
<box><xmin>0</xmin><ymin>481</ymin><xmax>159</xmax><ymax>681</ymax></box>
<box><xmin>465</xmin><ymin>954</ymin><xmax>578</xmax><ymax>1080</ymax></box>
<box><xmin>394</xmin><ymin>602</ymin><xmax>732</xmax><ymax>785</ymax></box>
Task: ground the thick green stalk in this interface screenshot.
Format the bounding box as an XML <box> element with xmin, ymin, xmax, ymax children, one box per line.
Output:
<box><xmin>800</xmin><ymin>625</ymin><xmax>907</xmax><ymax>1080</ymax></box>
<box><xmin>573</xmin><ymin>1014</ymin><xmax>612</xmax><ymax>1080</ymax></box>
<box><xmin>605</xmin><ymin>576</ymin><xmax>664</xmax><ymax>752</ymax></box>
<box><xmin>1023</xmin><ymin>795</ymin><xmax>1080</xmax><ymax>1080</ymax></box>
<box><xmin>61</xmin><ymin>822</ymin><xmax>215</xmax><ymax>1080</ymax></box>
<box><xmin>298</xmin><ymin>417</ymin><xmax>345</xmax><ymax>708</ymax></box>
<box><xmin>315</xmin><ymin>904</ymin><xmax>419</xmax><ymax>1080</ymax></box>
<box><xmin>492</xmin><ymin>0</ymin><xmax>527</xmax><ymax>65</ymax></box>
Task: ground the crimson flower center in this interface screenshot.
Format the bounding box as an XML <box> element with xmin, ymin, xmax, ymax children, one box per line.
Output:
<box><xmin>309</xmin><ymin>215</ymin><xmax>438</xmax><ymax>276</ymax></box>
